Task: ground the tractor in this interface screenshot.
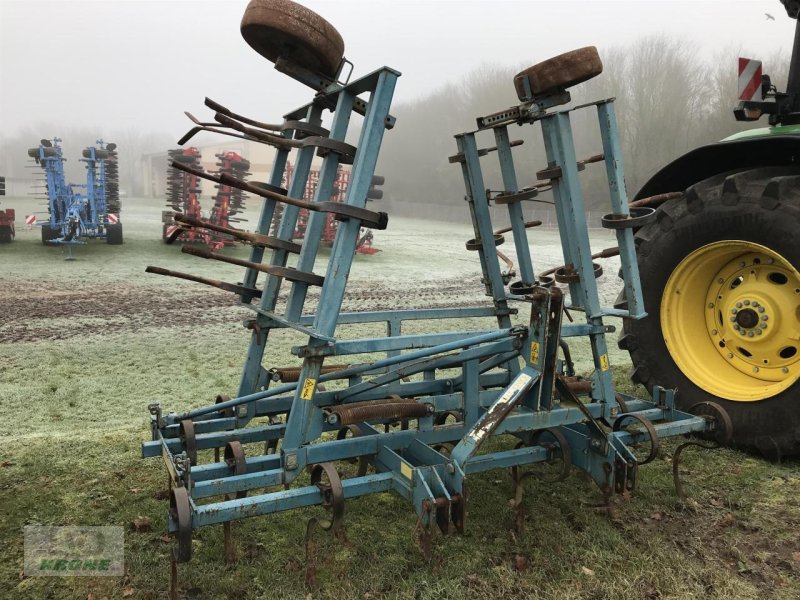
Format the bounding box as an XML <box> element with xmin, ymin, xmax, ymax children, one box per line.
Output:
<box><xmin>620</xmin><ymin>0</ymin><xmax>800</xmax><ymax>459</ymax></box>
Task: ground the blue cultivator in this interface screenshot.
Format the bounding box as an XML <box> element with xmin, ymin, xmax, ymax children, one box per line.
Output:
<box><xmin>27</xmin><ymin>137</ymin><xmax>122</xmax><ymax>251</ymax></box>
<box><xmin>142</xmin><ymin>0</ymin><xmax>732</xmax><ymax>593</ymax></box>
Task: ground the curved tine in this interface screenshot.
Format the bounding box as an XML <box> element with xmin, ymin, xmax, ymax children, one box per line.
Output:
<box><xmin>205</xmin><ymin>97</ymin><xmax>282</xmax><ymax>131</ymax></box>
<box><xmin>177</xmin><ymin>127</ymin><xmax>202</xmax><ymax>145</ymax></box>
<box><xmin>184</xmin><ymin>111</ymin><xmax>226</xmax><ymax>127</ymax></box>
<box><xmin>214</xmin><ymin>113</ymin><xmax>300</xmax><ymax>149</ymax></box>
<box><xmin>179</xmin><ymin>123</ymin><xmax>271</xmax><ymax>146</ymax></box>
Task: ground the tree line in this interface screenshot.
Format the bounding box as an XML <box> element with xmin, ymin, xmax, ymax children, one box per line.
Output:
<box><xmin>376</xmin><ymin>36</ymin><xmax>789</xmax><ymax>220</ymax></box>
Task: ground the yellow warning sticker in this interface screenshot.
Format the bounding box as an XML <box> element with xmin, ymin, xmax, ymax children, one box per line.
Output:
<box><xmin>530</xmin><ymin>341</ymin><xmax>540</xmax><ymax>365</ymax></box>
<box><xmin>400</xmin><ymin>462</ymin><xmax>413</xmax><ymax>480</ymax></box>
<box><xmin>300</xmin><ymin>378</ymin><xmax>317</xmax><ymax>400</ymax></box>
<box><xmin>600</xmin><ymin>354</ymin><xmax>609</xmax><ymax>371</ymax></box>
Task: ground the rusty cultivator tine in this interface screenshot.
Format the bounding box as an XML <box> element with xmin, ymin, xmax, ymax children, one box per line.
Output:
<box><xmin>145</xmin><ymin>266</ymin><xmax>262</xmax><ymax>298</ymax></box>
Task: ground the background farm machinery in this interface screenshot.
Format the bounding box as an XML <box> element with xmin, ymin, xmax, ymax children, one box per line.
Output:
<box><xmin>279</xmin><ymin>162</ymin><xmax>382</xmax><ymax>254</ymax></box>
<box><xmin>27</xmin><ymin>137</ymin><xmax>122</xmax><ymax>246</ymax></box>
<box><xmin>163</xmin><ymin>147</ymin><xmax>251</xmax><ymax>249</ymax></box>
<box><xmin>142</xmin><ymin>0</ymin><xmax>731</xmax><ymax>593</ymax></box>
<box><xmin>0</xmin><ymin>175</ymin><xmax>13</xmax><ymax>243</ymax></box>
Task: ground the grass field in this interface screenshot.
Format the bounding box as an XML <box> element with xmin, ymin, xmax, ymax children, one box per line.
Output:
<box><xmin>1</xmin><ymin>195</ymin><xmax>798</xmax><ymax>599</ymax></box>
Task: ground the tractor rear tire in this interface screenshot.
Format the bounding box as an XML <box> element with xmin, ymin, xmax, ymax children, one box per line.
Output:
<box><xmin>106</xmin><ymin>223</ymin><xmax>123</xmax><ymax>245</ymax></box>
<box><xmin>620</xmin><ymin>166</ymin><xmax>800</xmax><ymax>459</ymax></box>
<box><xmin>240</xmin><ymin>0</ymin><xmax>345</xmax><ymax>79</ymax></box>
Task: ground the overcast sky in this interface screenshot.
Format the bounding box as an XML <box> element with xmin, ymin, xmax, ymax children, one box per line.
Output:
<box><xmin>0</xmin><ymin>0</ymin><xmax>795</xmax><ymax>141</ymax></box>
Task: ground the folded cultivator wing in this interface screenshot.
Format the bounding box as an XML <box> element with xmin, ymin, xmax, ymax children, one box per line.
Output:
<box><xmin>142</xmin><ymin>1</ymin><xmax>733</xmax><ymax>593</ymax></box>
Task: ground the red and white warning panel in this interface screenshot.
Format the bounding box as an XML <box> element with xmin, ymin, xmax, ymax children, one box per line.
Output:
<box><xmin>107</xmin><ymin>213</ymin><xmax>119</xmax><ymax>224</ymax></box>
<box><xmin>738</xmin><ymin>57</ymin><xmax>763</xmax><ymax>101</ymax></box>
<box><xmin>25</xmin><ymin>214</ymin><xmax>36</xmax><ymax>227</ymax></box>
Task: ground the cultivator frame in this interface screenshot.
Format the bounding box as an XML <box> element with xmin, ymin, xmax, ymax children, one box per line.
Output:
<box><xmin>143</xmin><ymin>1</ymin><xmax>731</xmax><ymax>591</ymax></box>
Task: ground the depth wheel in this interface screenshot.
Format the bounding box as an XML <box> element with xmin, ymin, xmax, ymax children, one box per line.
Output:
<box><xmin>620</xmin><ymin>167</ymin><xmax>800</xmax><ymax>458</ymax></box>
<box><xmin>241</xmin><ymin>0</ymin><xmax>345</xmax><ymax>78</ymax></box>
<box><xmin>513</xmin><ymin>46</ymin><xmax>602</xmax><ymax>101</ymax></box>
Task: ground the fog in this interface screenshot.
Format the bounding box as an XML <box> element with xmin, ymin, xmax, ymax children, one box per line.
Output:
<box><xmin>0</xmin><ymin>0</ymin><xmax>795</xmax><ymax>204</ymax></box>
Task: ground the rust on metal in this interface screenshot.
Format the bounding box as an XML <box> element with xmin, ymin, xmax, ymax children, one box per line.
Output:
<box><xmin>173</xmin><ymin>213</ymin><xmax>301</xmax><ymax>253</ymax></box>
<box><xmin>181</xmin><ymin>245</ymin><xmax>325</xmax><ymax>286</ymax></box>
<box><xmin>448</xmin><ymin>139</ymin><xmax>524</xmax><ymax>164</ymax></box>
<box><xmin>494</xmin><ymin>220</ymin><xmax>542</xmax><ymax>236</ymax></box>
<box><xmin>612</xmin><ymin>413</ymin><xmax>660</xmax><ymax>464</ymax></box>
<box><xmin>270</xmin><ymin>364</ymin><xmax>350</xmax><ymax>382</ymax></box>
<box><xmin>145</xmin><ymin>265</ymin><xmax>263</xmax><ymax>299</ymax></box>
<box><xmin>327</xmin><ymin>397</ymin><xmax>428</xmax><ymax>426</ymax></box>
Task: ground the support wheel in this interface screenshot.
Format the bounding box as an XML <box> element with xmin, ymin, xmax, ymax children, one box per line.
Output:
<box><xmin>241</xmin><ymin>0</ymin><xmax>345</xmax><ymax>78</ymax></box>
<box><xmin>106</xmin><ymin>223</ymin><xmax>123</xmax><ymax>244</ymax></box>
<box><xmin>513</xmin><ymin>46</ymin><xmax>602</xmax><ymax>101</ymax></box>
<box><xmin>620</xmin><ymin>167</ymin><xmax>800</xmax><ymax>459</ymax></box>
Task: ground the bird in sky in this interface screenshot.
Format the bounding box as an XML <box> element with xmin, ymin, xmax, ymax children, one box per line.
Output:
<box><xmin>765</xmin><ymin>13</ymin><xmax>775</xmax><ymax>20</ymax></box>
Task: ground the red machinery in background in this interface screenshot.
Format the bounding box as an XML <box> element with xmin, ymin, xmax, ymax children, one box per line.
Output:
<box><xmin>207</xmin><ymin>152</ymin><xmax>251</xmax><ymax>248</ymax></box>
<box><xmin>0</xmin><ymin>175</ymin><xmax>14</xmax><ymax>243</ymax></box>
<box><xmin>164</xmin><ymin>149</ymin><xmax>250</xmax><ymax>249</ymax></box>
<box><xmin>275</xmin><ymin>163</ymin><xmax>382</xmax><ymax>254</ymax></box>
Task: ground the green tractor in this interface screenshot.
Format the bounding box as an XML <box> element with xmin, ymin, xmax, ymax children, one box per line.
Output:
<box><xmin>621</xmin><ymin>0</ymin><xmax>800</xmax><ymax>459</ymax></box>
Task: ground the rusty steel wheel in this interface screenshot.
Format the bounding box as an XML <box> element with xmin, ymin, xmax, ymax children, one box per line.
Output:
<box><xmin>241</xmin><ymin>0</ymin><xmax>345</xmax><ymax>78</ymax></box>
<box><xmin>513</xmin><ymin>46</ymin><xmax>603</xmax><ymax>101</ymax></box>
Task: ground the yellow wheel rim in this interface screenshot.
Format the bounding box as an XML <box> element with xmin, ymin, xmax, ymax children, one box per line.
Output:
<box><xmin>661</xmin><ymin>241</ymin><xmax>800</xmax><ymax>401</ymax></box>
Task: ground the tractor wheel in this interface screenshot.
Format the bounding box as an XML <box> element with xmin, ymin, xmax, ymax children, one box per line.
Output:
<box><xmin>41</xmin><ymin>225</ymin><xmax>59</xmax><ymax>244</ymax></box>
<box><xmin>620</xmin><ymin>166</ymin><xmax>800</xmax><ymax>459</ymax></box>
<box><xmin>106</xmin><ymin>223</ymin><xmax>123</xmax><ymax>245</ymax></box>
<box><xmin>513</xmin><ymin>46</ymin><xmax>603</xmax><ymax>101</ymax></box>
<box><xmin>240</xmin><ymin>0</ymin><xmax>345</xmax><ymax>79</ymax></box>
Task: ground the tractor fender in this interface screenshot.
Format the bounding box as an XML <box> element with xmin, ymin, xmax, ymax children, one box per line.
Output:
<box><xmin>634</xmin><ymin>135</ymin><xmax>800</xmax><ymax>199</ymax></box>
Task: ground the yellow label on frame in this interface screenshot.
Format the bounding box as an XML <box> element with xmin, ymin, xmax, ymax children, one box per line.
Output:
<box><xmin>400</xmin><ymin>462</ymin><xmax>413</xmax><ymax>480</ymax></box>
<box><xmin>530</xmin><ymin>341</ymin><xmax>540</xmax><ymax>365</ymax></box>
<box><xmin>600</xmin><ymin>354</ymin><xmax>609</xmax><ymax>371</ymax></box>
<box><xmin>300</xmin><ymin>378</ymin><xmax>317</xmax><ymax>400</ymax></box>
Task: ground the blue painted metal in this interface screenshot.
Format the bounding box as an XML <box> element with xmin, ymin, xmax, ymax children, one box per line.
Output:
<box><xmin>143</xmin><ymin>43</ymin><xmax>721</xmax><ymax>566</ymax></box>
<box><xmin>29</xmin><ymin>138</ymin><xmax>119</xmax><ymax>244</ymax></box>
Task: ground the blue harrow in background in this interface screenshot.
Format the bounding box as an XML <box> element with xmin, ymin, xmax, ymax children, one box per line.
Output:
<box><xmin>28</xmin><ymin>137</ymin><xmax>122</xmax><ymax>251</ymax></box>
<box><xmin>142</xmin><ymin>0</ymin><xmax>733</xmax><ymax>593</ymax></box>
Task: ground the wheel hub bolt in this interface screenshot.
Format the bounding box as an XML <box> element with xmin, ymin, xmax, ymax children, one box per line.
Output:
<box><xmin>730</xmin><ymin>316</ymin><xmax>737</xmax><ymax>322</ymax></box>
<box><xmin>708</xmin><ymin>303</ymin><xmax>715</xmax><ymax>309</ymax></box>
<box><xmin>731</xmin><ymin>308</ymin><xmax>738</xmax><ymax>314</ymax></box>
<box><xmin>756</xmin><ymin>329</ymin><xmax>763</xmax><ymax>335</ymax></box>
<box><xmin>783</xmin><ymin>367</ymin><xmax>790</xmax><ymax>373</ymax></box>
<box><xmin>744</xmin><ymin>300</ymin><xmax>750</xmax><ymax>306</ymax></box>
<box><xmin>762</xmin><ymin>315</ymin><xmax>768</xmax><ymax>321</ymax></box>
<box><xmin>747</xmin><ymin>331</ymin><xmax>754</xmax><ymax>337</ymax></box>
<box><xmin>752</xmin><ymin>301</ymin><xmax>759</xmax><ymax>307</ymax></box>
<box><xmin>758</xmin><ymin>307</ymin><xmax>765</xmax><ymax>313</ymax></box>
<box><xmin>736</xmin><ymin>302</ymin><xmax>743</xmax><ymax>308</ymax></box>
<box><xmin>753</xmin><ymin>367</ymin><xmax>759</xmax><ymax>373</ymax></box>
<box><xmin>727</xmin><ymin>353</ymin><xmax>734</xmax><ymax>359</ymax></box>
